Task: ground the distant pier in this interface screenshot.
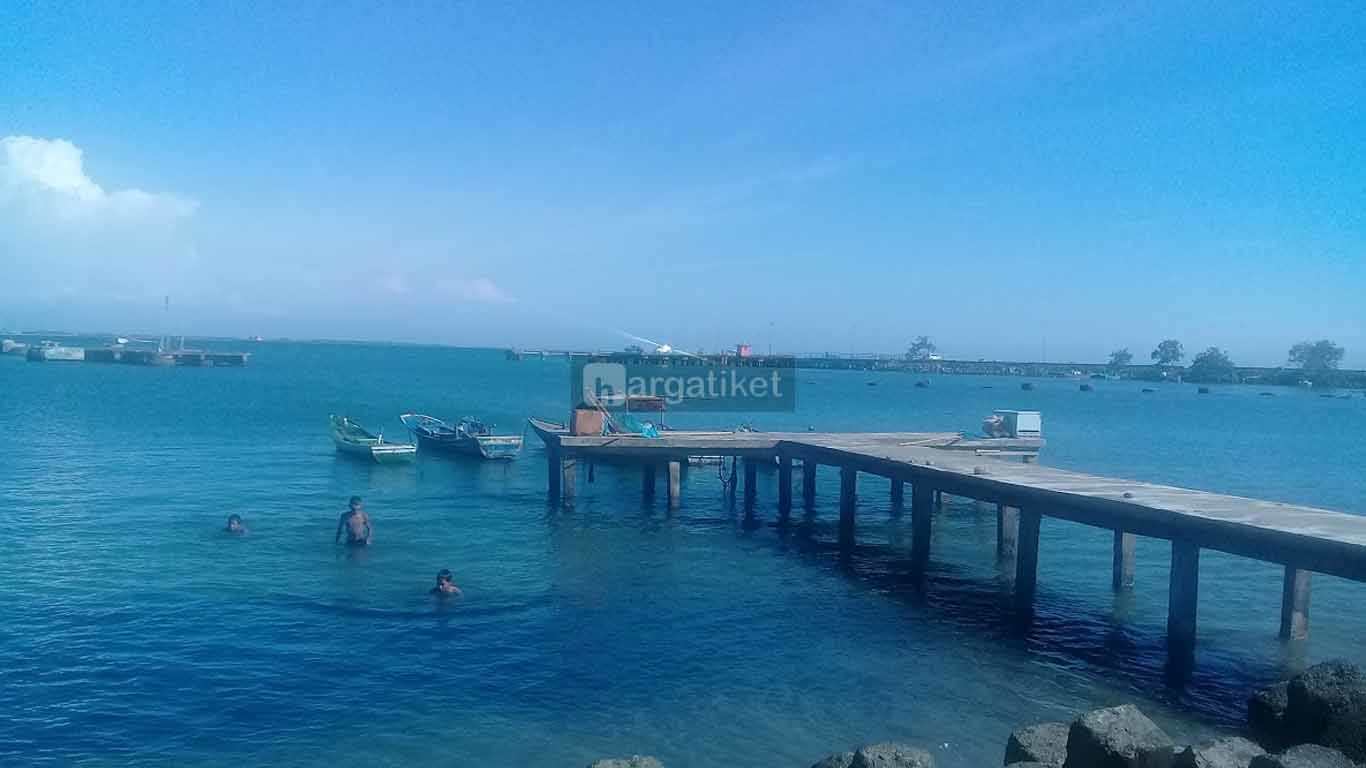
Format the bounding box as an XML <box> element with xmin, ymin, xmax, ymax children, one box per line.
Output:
<box><xmin>530</xmin><ymin>422</ymin><xmax>1359</xmax><ymax>670</ymax></box>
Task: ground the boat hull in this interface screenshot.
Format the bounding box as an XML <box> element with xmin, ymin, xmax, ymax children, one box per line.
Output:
<box><xmin>330</xmin><ymin>415</ymin><xmax>416</xmax><ymax>463</ymax></box>
<box><xmin>403</xmin><ymin>413</ymin><xmax>522</xmax><ymax>460</ymax></box>
<box><xmin>27</xmin><ymin>346</ymin><xmax>84</xmax><ymax>362</ymax></box>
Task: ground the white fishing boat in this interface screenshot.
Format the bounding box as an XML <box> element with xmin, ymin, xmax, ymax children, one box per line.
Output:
<box><xmin>26</xmin><ymin>341</ymin><xmax>85</xmax><ymax>362</ymax></box>
<box><xmin>329</xmin><ymin>415</ymin><xmax>416</xmax><ymax>463</ymax></box>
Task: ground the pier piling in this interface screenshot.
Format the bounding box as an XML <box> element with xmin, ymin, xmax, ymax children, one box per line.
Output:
<box><xmin>743</xmin><ymin>459</ymin><xmax>757</xmax><ymax>511</ymax></box>
<box><xmin>996</xmin><ymin>505</ymin><xmax>1019</xmax><ymax>560</ymax></box>
<box><xmin>777</xmin><ymin>457</ymin><xmax>793</xmax><ymax>518</ymax></box>
<box><xmin>890</xmin><ymin>480</ymin><xmax>904</xmax><ymax>510</ymax></box>
<box><xmin>911</xmin><ymin>483</ymin><xmax>933</xmax><ymax>575</ymax></box>
<box><xmin>802</xmin><ymin>461</ymin><xmax>817</xmax><ymax>509</ymax></box>
<box><xmin>562</xmin><ymin>458</ymin><xmax>577</xmax><ymax>501</ymax></box>
<box><xmin>1280</xmin><ymin>566</ymin><xmax>1311</xmax><ymax>640</ymax></box>
<box><xmin>1112</xmin><ymin>531</ymin><xmax>1136</xmax><ymax>590</ymax></box>
<box><xmin>1014</xmin><ymin>509</ymin><xmax>1041</xmax><ymax>611</ymax></box>
<box><xmin>839</xmin><ymin>467</ymin><xmax>857</xmax><ymax>548</ymax></box>
<box><xmin>667</xmin><ymin>461</ymin><xmax>682</xmax><ymax>509</ymax></box>
<box><xmin>642</xmin><ymin>464</ymin><xmax>656</xmax><ymax>501</ymax></box>
<box><xmin>1168</xmin><ymin>540</ymin><xmax>1200</xmax><ymax>655</ymax></box>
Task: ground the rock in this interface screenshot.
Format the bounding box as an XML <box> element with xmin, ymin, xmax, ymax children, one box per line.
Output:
<box><xmin>1285</xmin><ymin>660</ymin><xmax>1366</xmax><ymax>761</ymax></box>
<box><xmin>1248</xmin><ymin>682</ymin><xmax>1290</xmax><ymax>750</ymax></box>
<box><xmin>850</xmin><ymin>742</ymin><xmax>936</xmax><ymax>768</ymax></box>
<box><xmin>810</xmin><ymin>752</ymin><xmax>855</xmax><ymax>768</ymax></box>
<box><xmin>1063</xmin><ymin>705</ymin><xmax>1175</xmax><ymax>768</ymax></box>
<box><xmin>587</xmin><ymin>757</ymin><xmax>663</xmax><ymax>768</ymax></box>
<box><xmin>1005</xmin><ymin>722</ymin><xmax>1069</xmax><ymax>767</ymax></box>
<box><xmin>1173</xmin><ymin>737</ymin><xmax>1265</xmax><ymax>768</ymax></box>
<box><xmin>1248</xmin><ymin>744</ymin><xmax>1357</xmax><ymax>768</ymax></box>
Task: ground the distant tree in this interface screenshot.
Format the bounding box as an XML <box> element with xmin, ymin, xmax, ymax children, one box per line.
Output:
<box><xmin>1288</xmin><ymin>340</ymin><xmax>1345</xmax><ymax>372</ymax></box>
<box><xmin>1188</xmin><ymin>347</ymin><xmax>1235</xmax><ymax>383</ymax></box>
<box><xmin>1150</xmin><ymin>339</ymin><xmax>1184</xmax><ymax>367</ymax></box>
<box><xmin>1108</xmin><ymin>348</ymin><xmax>1133</xmax><ymax>371</ymax></box>
<box><xmin>907</xmin><ymin>336</ymin><xmax>937</xmax><ymax>361</ymax></box>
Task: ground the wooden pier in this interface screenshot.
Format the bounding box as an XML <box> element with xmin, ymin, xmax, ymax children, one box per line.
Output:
<box><xmin>531</xmin><ymin>423</ymin><xmax>1362</xmax><ymax>665</ymax></box>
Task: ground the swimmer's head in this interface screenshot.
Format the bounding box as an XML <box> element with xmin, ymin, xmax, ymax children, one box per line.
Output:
<box><xmin>226</xmin><ymin>514</ymin><xmax>244</xmax><ymax>532</ymax></box>
<box><xmin>349</xmin><ymin>496</ymin><xmax>363</xmax><ymax>511</ymax></box>
<box><xmin>436</xmin><ymin>569</ymin><xmax>453</xmax><ymax>585</ymax></box>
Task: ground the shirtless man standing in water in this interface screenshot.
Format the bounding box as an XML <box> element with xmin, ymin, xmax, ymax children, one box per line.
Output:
<box><xmin>334</xmin><ymin>496</ymin><xmax>372</xmax><ymax>546</ymax></box>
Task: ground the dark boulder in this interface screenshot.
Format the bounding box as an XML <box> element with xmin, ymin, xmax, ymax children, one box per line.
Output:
<box><xmin>1173</xmin><ymin>737</ymin><xmax>1265</xmax><ymax>768</ymax></box>
<box><xmin>810</xmin><ymin>752</ymin><xmax>855</xmax><ymax>768</ymax></box>
<box><xmin>1285</xmin><ymin>660</ymin><xmax>1366</xmax><ymax>761</ymax></box>
<box><xmin>1248</xmin><ymin>682</ymin><xmax>1290</xmax><ymax>750</ymax></box>
<box><xmin>1005</xmin><ymin>722</ymin><xmax>1069</xmax><ymax>767</ymax></box>
<box><xmin>587</xmin><ymin>757</ymin><xmax>663</xmax><ymax>768</ymax></box>
<box><xmin>850</xmin><ymin>742</ymin><xmax>935</xmax><ymax>768</ymax></box>
<box><xmin>1063</xmin><ymin>704</ymin><xmax>1175</xmax><ymax>768</ymax></box>
<box><xmin>1248</xmin><ymin>744</ymin><xmax>1357</xmax><ymax>768</ymax></box>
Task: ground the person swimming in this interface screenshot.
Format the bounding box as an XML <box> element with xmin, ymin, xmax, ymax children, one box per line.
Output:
<box><xmin>334</xmin><ymin>496</ymin><xmax>372</xmax><ymax>546</ymax></box>
<box><xmin>225</xmin><ymin>514</ymin><xmax>247</xmax><ymax>535</ymax></box>
<box><xmin>430</xmin><ymin>569</ymin><xmax>461</xmax><ymax>597</ymax></box>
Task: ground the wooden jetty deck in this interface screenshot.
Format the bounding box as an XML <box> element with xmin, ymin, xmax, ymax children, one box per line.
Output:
<box><xmin>531</xmin><ymin>421</ymin><xmax>1362</xmax><ymax>662</ymax></box>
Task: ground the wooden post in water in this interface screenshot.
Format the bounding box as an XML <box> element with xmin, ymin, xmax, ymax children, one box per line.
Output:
<box><xmin>802</xmin><ymin>460</ymin><xmax>817</xmax><ymax>509</ymax></box>
<box><xmin>934</xmin><ymin>489</ymin><xmax>943</xmax><ymax>510</ymax></box>
<box><xmin>997</xmin><ymin>505</ymin><xmax>1019</xmax><ymax>560</ymax></box>
<box><xmin>547</xmin><ymin>445</ymin><xmax>562</xmax><ymax>503</ymax></box>
<box><xmin>561</xmin><ymin>457</ymin><xmax>577</xmax><ymax>500</ymax></box>
<box><xmin>666</xmin><ymin>461</ymin><xmax>682</xmax><ymax>509</ymax></box>
<box><xmin>642</xmin><ymin>464</ymin><xmax>656</xmax><ymax>502</ymax></box>
<box><xmin>1168</xmin><ymin>540</ymin><xmax>1200</xmax><ymax>656</ymax></box>
<box><xmin>743</xmin><ymin>459</ymin><xmax>757</xmax><ymax>511</ymax></box>
<box><xmin>890</xmin><ymin>480</ymin><xmax>904</xmax><ymax>512</ymax></box>
<box><xmin>1280</xmin><ymin>566</ymin><xmax>1311</xmax><ymax>640</ymax></box>
<box><xmin>1014</xmin><ymin>508</ymin><xmax>1041</xmax><ymax>611</ymax></box>
<box><xmin>777</xmin><ymin>456</ymin><xmax>793</xmax><ymax>519</ymax></box>
<box><xmin>1112</xmin><ymin>531</ymin><xmax>1136</xmax><ymax>590</ymax></box>
<box><xmin>911</xmin><ymin>483</ymin><xmax>934</xmax><ymax>575</ymax></box>
<box><xmin>838</xmin><ymin>466</ymin><xmax>857</xmax><ymax>547</ymax></box>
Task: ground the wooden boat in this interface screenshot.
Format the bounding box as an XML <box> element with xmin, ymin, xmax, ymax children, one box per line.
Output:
<box><xmin>329</xmin><ymin>415</ymin><xmax>416</xmax><ymax>463</ymax></box>
<box><xmin>400</xmin><ymin>413</ymin><xmax>523</xmax><ymax>459</ymax></box>
<box><xmin>26</xmin><ymin>340</ymin><xmax>85</xmax><ymax>362</ymax></box>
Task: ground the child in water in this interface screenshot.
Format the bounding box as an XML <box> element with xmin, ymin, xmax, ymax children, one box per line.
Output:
<box><xmin>430</xmin><ymin>569</ymin><xmax>462</xmax><ymax>597</ymax></box>
<box><xmin>225</xmin><ymin>514</ymin><xmax>247</xmax><ymax>535</ymax></box>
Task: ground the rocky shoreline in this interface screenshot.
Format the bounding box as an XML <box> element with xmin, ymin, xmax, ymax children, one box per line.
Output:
<box><xmin>586</xmin><ymin>660</ymin><xmax>1366</xmax><ymax>768</ymax></box>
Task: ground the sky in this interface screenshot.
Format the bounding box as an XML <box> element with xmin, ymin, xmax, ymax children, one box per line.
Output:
<box><xmin>1</xmin><ymin>1</ymin><xmax>1363</xmax><ymax>365</ymax></box>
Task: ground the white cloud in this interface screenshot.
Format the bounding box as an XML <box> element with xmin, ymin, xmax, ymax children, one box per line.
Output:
<box><xmin>0</xmin><ymin>135</ymin><xmax>197</xmax><ymax>301</ymax></box>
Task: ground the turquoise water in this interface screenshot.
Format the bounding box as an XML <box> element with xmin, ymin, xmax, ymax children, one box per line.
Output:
<box><xmin>3</xmin><ymin>344</ymin><xmax>1364</xmax><ymax>767</ymax></box>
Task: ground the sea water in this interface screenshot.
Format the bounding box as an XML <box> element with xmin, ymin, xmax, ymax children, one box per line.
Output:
<box><xmin>2</xmin><ymin>344</ymin><xmax>1364</xmax><ymax>767</ymax></box>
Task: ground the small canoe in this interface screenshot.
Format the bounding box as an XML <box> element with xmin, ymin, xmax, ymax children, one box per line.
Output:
<box><xmin>400</xmin><ymin>413</ymin><xmax>523</xmax><ymax>459</ymax></box>
<box><xmin>330</xmin><ymin>415</ymin><xmax>416</xmax><ymax>463</ymax></box>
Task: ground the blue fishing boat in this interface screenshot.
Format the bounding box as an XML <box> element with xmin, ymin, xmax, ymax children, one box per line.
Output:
<box><xmin>400</xmin><ymin>413</ymin><xmax>523</xmax><ymax>459</ymax></box>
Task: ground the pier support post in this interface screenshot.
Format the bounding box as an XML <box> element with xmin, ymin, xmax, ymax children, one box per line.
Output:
<box><xmin>911</xmin><ymin>483</ymin><xmax>933</xmax><ymax>575</ymax></box>
<box><xmin>666</xmin><ymin>461</ymin><xmax>682</xmax><ymax>509</ymax></box>
<box><xmin>547</xmin><ymin>446</ymin><xmax>562</xmax><ymax>503</ymax></box>
<box><xmin>1280</xmin><ymin>566</ymin><xmax>1311</xmax><ymax>640</ymax></box>
<box><xmin>1167</xmin><ymin>540</ymin><xmax>1200</xmax><ymax>656</ymax></box>
<box><xmin>934</xmin><ymin>489</ymin><xmax>943</xmax><ymax>510</ymax></box>
<box><xmin>890</xmin><ymin>480</ymin><xmax>904</xmax><ymax>511</ymax></box>
<box><xmin>996</xmin><ymin>505</ymin><xmax>1019</xmax><ymax>560</ymax></box>
<box><xmin>561</xmin><ymin>458</ymin><xmax>577</xmax><ymax>500</ymax></box>
<box><xmin>777</xmin><ymin>457</ymin><xmax>792</xmax><ymax>519</ymax></box>
<box><xmin>743</xmin><ymin>459</ymin><xmax>757</xmax><ymax>511</ymax></box>
<box><xmin>1014</xmin><ymin>509</ymin><xmax>1041</xmax><ymax>611</ymax></box>
<box><xmin>1112</xmin><ymin>531</ymin><xmax>1136</xmax><ymax>590</ymax></box>
<box><xmin>838</xmin><ymin>466</ymin><xmax>857</xmax><ymax>548</ymax></box>
<box><xmin>802</xmin><ymin>461</ymin><xmax>817</xmax><ymax>509</ymax></box>
<box><xmin>642</xmin><ymin>464</ymin><xmax>656</xmax><ymax>502</ymax></box>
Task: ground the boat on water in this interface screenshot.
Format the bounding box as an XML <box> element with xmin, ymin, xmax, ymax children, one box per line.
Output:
<box><xmin>2</xmin><ymin>339</ymin><xmax>29</xmax><ymax>356</ymax></box>
<box><xmin>400</xmin><ymin>413</ymin><xmax>523</xmax><ymax>459</ymax></box>
<box><xmin>329</xmin><ymin>415</ymin><xmax>416</xmax><ymax>463</ymax></box>
<box><xmin>26</xmin><ymin>341</ymin><xmax>85</xmax><ymax>362</ymax></box>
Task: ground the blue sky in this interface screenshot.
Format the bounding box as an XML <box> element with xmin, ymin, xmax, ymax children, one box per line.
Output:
<box><xmin>2</xmin><ymin>1</ymin><xmax>1363</xmax><ymax>364</ymax></box>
